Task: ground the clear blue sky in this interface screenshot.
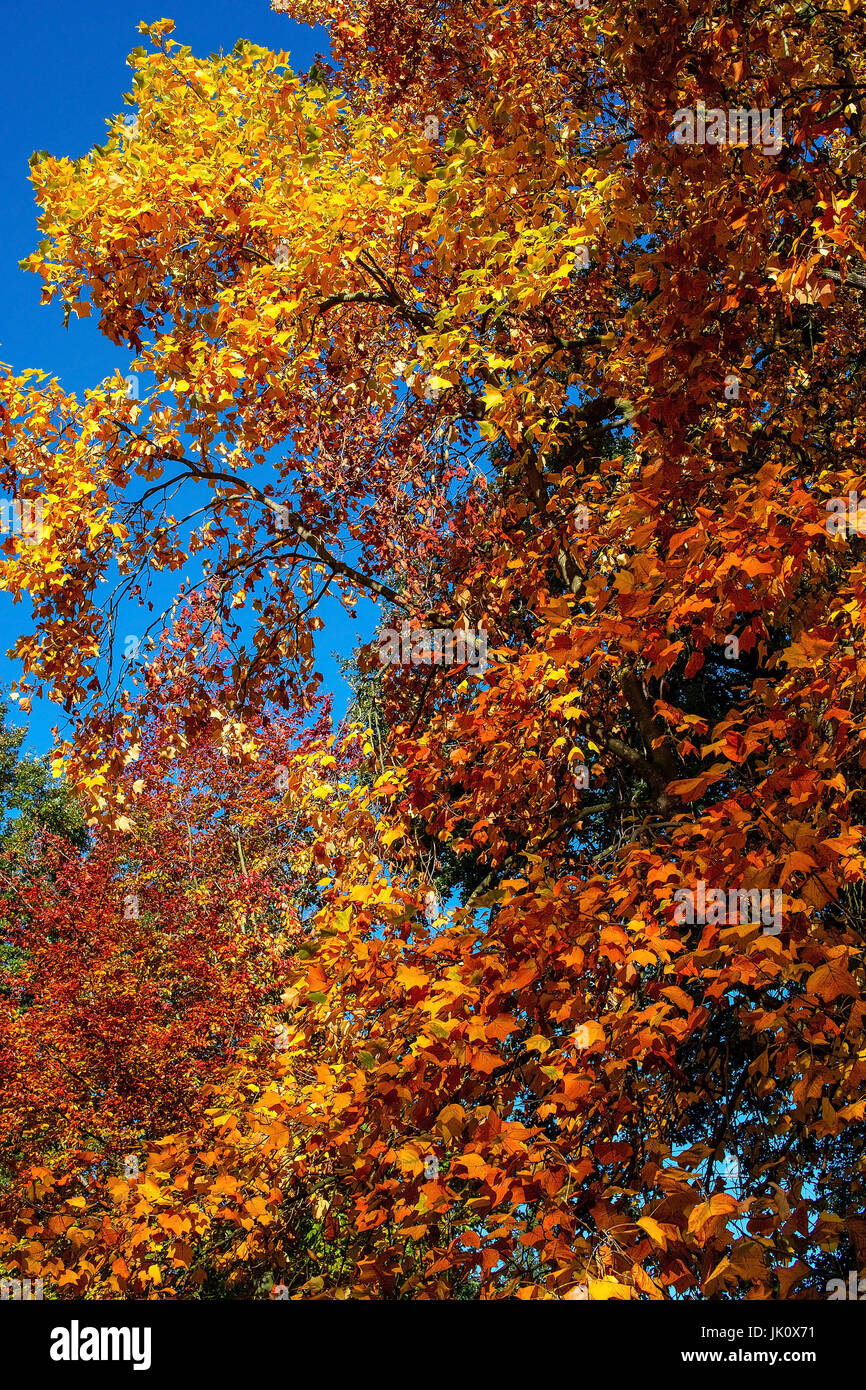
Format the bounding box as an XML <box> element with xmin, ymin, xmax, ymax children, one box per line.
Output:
<box><xmin>0</xmin><ymin>2</ymin><xmax>376</xmax><ymax>754</ymax></box>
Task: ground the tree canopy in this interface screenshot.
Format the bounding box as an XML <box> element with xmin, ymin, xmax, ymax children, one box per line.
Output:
<box><xmin>1</xmin><ymin>0</ymin><xmax>866</xmax><ymax>1300</ymax></box>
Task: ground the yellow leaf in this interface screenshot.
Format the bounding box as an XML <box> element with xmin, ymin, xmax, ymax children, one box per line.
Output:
<box><xmin>396</xmin><ymin>965</ymin><xmax>428</xmax><ymax>991</ymax></box>
<box><xmin>453</xmin><ymin>1152</ymin><xmax>488</xmax><ymax>1177</ymax></box>
<box><xmin>589</xmin><ymin>1277</ymin><xmax>631</xmax><ymax>1300</ymax></box>
<box><xmin>637</xmin><ymin>1216</ymin><xmax>667</xmax><ymax>1250</ymax></box>
<box><xmin>436</xmin><ymin>1104</ymin><xmax>466</xmax><ymax>1141</ymax></box>
<box><xmin>807</xmin><ymin>959</ymin><xmax>858</xmax><ymax>1002</ymax></box>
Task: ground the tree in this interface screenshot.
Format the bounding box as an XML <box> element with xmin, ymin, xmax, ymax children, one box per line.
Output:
<box><xmin>1</xmin><ymin>0</ymin><xmax>866</xmax><ymax>1298</ymax></box>
<box><xmin>0</xmin><ymin>700</ymin><xmax>86</xmax><ymax>855</ymax></box>
<box><xmin>0</xmin><ymin>638</ymin><xmax>334</xmax><ymax>1295</ymax></box>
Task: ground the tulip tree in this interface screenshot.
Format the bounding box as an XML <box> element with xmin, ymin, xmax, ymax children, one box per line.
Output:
<box><xmin>1</xmin><ymin>0</ymin><xmax>866</xmax><ymax>1298</ymax></box>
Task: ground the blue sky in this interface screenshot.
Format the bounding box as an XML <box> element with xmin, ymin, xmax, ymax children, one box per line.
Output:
<box><xmin>0</xmin><ymin>1</ymin><xmax>380</xmax><ymax>755</ymax></box>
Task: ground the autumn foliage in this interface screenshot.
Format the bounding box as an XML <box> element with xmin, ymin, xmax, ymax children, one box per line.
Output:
<box><xmin>1</xmin><ymin>0</ymin><xmax>866</xmax><ymax>1298</ymax></box>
